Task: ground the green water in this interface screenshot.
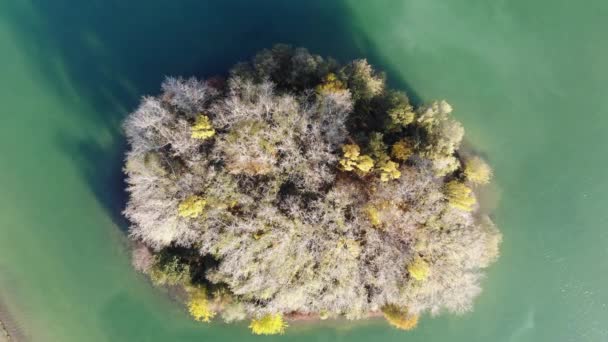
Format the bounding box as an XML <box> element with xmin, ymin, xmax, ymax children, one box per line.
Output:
<box><xmin>0</xmin><ymin>0</ymin><xmax>606</xmax><ymax>341</ymax></box>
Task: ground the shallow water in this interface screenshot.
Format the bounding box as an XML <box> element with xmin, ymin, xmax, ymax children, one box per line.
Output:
<box><xmin>0</xmin><ymin>0</ymin><xmax>606</xmax><ymax>341</ymax></box>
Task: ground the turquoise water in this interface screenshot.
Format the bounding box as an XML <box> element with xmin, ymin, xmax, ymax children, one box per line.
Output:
<box><xmin>0</xmin><ymin>0</ymin><xmax>606</xmax><ymax>341</ymax></box>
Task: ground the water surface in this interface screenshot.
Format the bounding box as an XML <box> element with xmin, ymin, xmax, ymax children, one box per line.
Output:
<box><xmin>0</xmin><ymin>0</ymin><xmax>606</xmax><ymax>341</ymax></box>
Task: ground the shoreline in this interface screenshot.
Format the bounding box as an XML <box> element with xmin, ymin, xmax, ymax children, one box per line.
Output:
<box><xmin>0</xmin><ymin>318</ymin><xmax>11</xmax><ymax>342</ymax></box>
<box><xmin>285</xmin><ymin>311</ymin><xmax>384</xmax><ymax>322</ymax></box>
<box><xmin>0</xmin><ymin>298</ymin><xmax>23</xmax><ymax>342</ymax></box>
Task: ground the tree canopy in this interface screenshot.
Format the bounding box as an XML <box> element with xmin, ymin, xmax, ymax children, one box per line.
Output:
<box><xmin>123</xmin><ymin>44</ymin><xmax>502</xmax><ymax>334</ymax></box>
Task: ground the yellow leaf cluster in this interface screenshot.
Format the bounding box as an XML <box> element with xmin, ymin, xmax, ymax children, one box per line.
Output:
<box><xmin>191</xmin><ymin>115</ymin><xmax>216</xmax><ymax>140</ymax></box>
<box><xmin>391</xmin><ymin>139</ymin><xmax>414</xmax><ymax>161</ymax></box>
<box><xmin>445</xmin><ymin>181</ymin><xmax>476</xmax><ymax>211</ymax></box>
<box><xmin>365</xmin><ymin>205</ymin><xmax>382</xmax><ymax>227</ymax></box>
<box><xmin>356</xmin><ymin>155</ymin><xmax>375</xmax><ymax>173</ymax></box>
<box><xmin>249</xmin><ymin>314</ymin><xmax>288</xmax><ymax>335</ymax></box>
<box><xmin>407</xmin><ymin>256</ymin><xmax>430</xmax><ymax>281</ymax></box>
<box><xmin>382</xmin><ymin>305</ymin><xmax>419</xmax><ymax>331</ymax></box>
<box><xmin>187</xmin><ymin>288</ymin><xmax>216</xmax><ymax>323</ymax></box>
<box><xmin>378</xmin><ymin>160</ymin><xmax>401</xmax><ymax>182</ymax></box>
<box><xmin>464</xmin><ymin>156</ymin><xmax>492</xmax><ymax>185</ymax></box>
<box><xmin>339</xmin><ymin>144</ymin><xmax>374</xmax><ymax>173</ymax></box>
<box><xmin>316</xmin><ymin>73</ymin><xmax>345</xmax><ymax>94</ymax></box>
<box><xmin>343</xmin><ymin>144</ymin><xmax>360</xmax><ymax>160</ymax></box>
<box><xmin>178</xmin><ymin>195</ymin><xmax>207</xmax><ymax>218</ymax></box>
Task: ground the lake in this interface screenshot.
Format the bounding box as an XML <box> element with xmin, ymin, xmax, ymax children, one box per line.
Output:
<box><xmin>0</xmin><ymin>0</ymin><xmax>606</xmax><ymax>341</ymax></box>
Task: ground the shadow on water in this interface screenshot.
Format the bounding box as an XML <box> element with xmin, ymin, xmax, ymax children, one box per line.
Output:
<box><xmin>1</xmin><ymin>0</ymin><xmax>423</xmax><ymax>233</ymax></box>
<box><xmin>0</xmin><ymin>0</ymin><xmax>393</xmax><ymax>233</ymax></box>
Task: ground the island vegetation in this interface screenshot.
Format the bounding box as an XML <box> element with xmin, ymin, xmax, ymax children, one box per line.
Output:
<box><xmin>123</xmin><ymin>45</ymin><xmax>502</xmax><ymax>335</ymax></box>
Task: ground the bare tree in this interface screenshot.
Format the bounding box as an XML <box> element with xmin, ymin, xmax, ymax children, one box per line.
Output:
<box><xmin>122</xmin><ymin>45</ymin><xmax>502</xmax><ymax>331</ymax></box>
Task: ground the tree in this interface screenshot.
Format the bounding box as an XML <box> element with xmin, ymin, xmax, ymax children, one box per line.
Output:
<box><xmin>445</xmin><ymin>181</ymin><xmax>476</xmax><ymax>212</ymax></box>
<box><xmin>464</xmin><ymin>156</ymin><xmax>492</xmax><ymax>185</ymax></box>
<box><xmin>385</xmin><ymin>91</ymin><xmax>415</xmax><ymax>127</ymax></box>
<box><xmin>131</xmin><ymin>244</ymin><xmax>154</xmax><ymax>273</ymax></box>
<box><xmin>391</xmin><ymin>139</ymin><xmax>414</xmax><ymax>161</ymax></box>
<box><xmin>122</xmin><ymin>44</ymin><xmax>502</xmax><ymax>334</ymax></box>
<box><xmin>343</xmin><ymin>59</ymin><xmax>384</xmax><ymax>101</ymax></box>
<box><xmin>417</xmin><ymin>101</ymin><xmax>464</xmax><ymax>176</ymax></box>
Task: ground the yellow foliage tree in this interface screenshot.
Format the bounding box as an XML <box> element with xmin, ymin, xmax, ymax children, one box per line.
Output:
<box><xmin>191</xmin><ymin>115</ymin><xmax>216</xmax><ymax>140</ymax></box>
<box><xmin>445</xmin><ymin>181</ymin><xmax>476</xmax><ymax>211</ymax></box>
<box><xmin>382</xmin><ymin>305</ymin><xmax>419</xmax><ymax>330</ymax></box>
<box><xmin>407</xmin><ymin>256</ymin><xmax>430</xmax><ymax>281</ymax></box>
<box><xmin>391</xmin><ymin>139</ymin><xmax>414</xmax><ymax>161</ymax></box>
<box><xmin>464</xmin><ymin>156</ymin><xmax>492</xmax><ymax>185</ymax></box>
<box><xmin>378</xmin><ymin>160</ymin><xmax>401</xmax><ymax>182</ymax></box>
<box><xmin>339</xmin><ymin>144</ymin><xmax>374</xmax><ymax>174</ymax></box>
<box><xmin>356</xmin><ymin>155</ymin><xmax>375</xmax><ymax>173</ymax></box>
<box><xmin>178</xmin><ymin>195</ymin><xmax>207</xmax><ymax>218</ymax></box>
<box><xmin>365</xmin><ymin>205</ymin><xmax>382</xmax><ymax>227</ymax></box>
<box><xmin>339</xmin><ymin>144</ymin><xmax>360</xmax><ymax>171</ymax></box>
<box><xmin>249</xmin><ymin>314</ymin><xmax>288</xmax><ymax>335</ymax></box>
<box><xmin>316</xmin><ymin>73</ymin><xmax>345</xmax><ymax>94</ymax></box>
<box><xmin>187</xmin><ymin>287</ymin><xmax>216</xmax><ymax>323</ymax></box>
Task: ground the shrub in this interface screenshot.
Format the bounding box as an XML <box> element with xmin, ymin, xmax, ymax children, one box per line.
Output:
<box><xmin>382</xmin><ymin>305</ymin><xmax>419</xmax><ymax>330</ymax></box>
<box><xmin>187</xmin><ymin>287</ymin><xmax>216</xmax><ymax>323</ymax></box>
<box><xmin>249</xmin><ymin>314</ymin><xmax>288</xmax><ymax>335</ymax></box>
<box><xmin>148</xmin><ymin>256</ymin><xmax>190</xmax><ymax>286</ymax></box>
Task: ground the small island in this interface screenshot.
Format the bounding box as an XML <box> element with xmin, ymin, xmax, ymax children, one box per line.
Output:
<box><xmin>123</xmin><ymin>45</ymin><xmax>502</xmax><ymax>335</ymax></box>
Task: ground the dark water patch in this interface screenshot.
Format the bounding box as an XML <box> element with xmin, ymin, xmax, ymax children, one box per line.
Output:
<box><xmin>55</xmin><ymin>133</ymin><xmax>130</xmax><ymax>231</ymax></box>
<box><xmin>0</xmin><ymin>0</ymin><xmax>380</xmax><ymax>236</ymax></box>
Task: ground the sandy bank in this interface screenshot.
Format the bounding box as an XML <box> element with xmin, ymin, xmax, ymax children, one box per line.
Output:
<box><xmin>0</xmin><ymin>299</ymin><xmax>25</xmax><ymax>342</ymax></box>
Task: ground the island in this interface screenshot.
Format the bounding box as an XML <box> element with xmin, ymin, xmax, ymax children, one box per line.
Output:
<box><xmin>123</xmin><ymin>45</ymin><xmax>502</xmax><ymax>335</ymax></box>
